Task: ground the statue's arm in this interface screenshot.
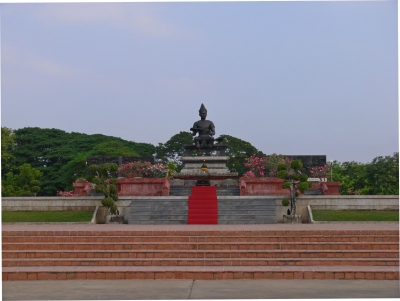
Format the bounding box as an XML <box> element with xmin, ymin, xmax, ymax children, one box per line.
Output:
<box><xmin>190</xmin><ymin>122</ymin><xmax>198</xmax><ymax>135</ymax></box>
<box><xmin>209</xmin><ymin>121</ymin><xmax>215</xmax><ymax>136</ymax></box>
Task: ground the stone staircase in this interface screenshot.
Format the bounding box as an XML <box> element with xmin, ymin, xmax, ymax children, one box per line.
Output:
<box><xmin>128</xmin><ymin>197</ymin><xmax>276</xmax><ymax>224</ymax></box>
<box><xmin>2</xmin><ymin>227</ymin><xmax>399</xmax><ymax>280</ymax></box>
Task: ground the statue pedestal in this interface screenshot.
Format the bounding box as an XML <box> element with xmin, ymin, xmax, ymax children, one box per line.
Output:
<box><xmin>173</xmin><ymin>156</ymin><xmax>238</xmax><ymax>184</ymax></box>
<box><xmin>180</xmin><ymin>156</ymin><xmax>231</xmax><ymax>175</ymax></box>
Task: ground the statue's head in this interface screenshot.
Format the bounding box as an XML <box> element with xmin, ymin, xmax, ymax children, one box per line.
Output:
<box><xmin>199</xmin><ymin>103</ymin><xmax>207</xmax><ymax>119</ymax></box>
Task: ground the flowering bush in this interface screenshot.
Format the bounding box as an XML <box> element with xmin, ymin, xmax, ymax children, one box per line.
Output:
<box><xmin>243</xmin><ymin>154</ymin><xmax>291</xmax><ymax>178</ymax></box>
<box><xmin>57</xmin><ymin>190</ymin><xmax>75</xmax><ymax>197</ymax></box>
<box><xmin>243</xmin><ymin>170</ymin><xmax>256</xmax><ymax>178</ymax></box>
<box><xmin>309</xmin><ymin>165</ymin><xmax>328</xmax><ymax>179</ymax></box>
<box><xmin>117</xmin><ymin>161</ymin><xmax>168</xmax><ymax>178</ymax></box>
<box><xmin>243</xmin><ymin>155</ymin><xmax>265</xmax><ymax>178</ymax></box>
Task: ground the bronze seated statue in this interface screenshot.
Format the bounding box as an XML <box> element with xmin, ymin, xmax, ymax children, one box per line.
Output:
<box><xmin>190</xmin><ymin>103</ymin><xmax>215</xmax><ymax>150</ymax></box>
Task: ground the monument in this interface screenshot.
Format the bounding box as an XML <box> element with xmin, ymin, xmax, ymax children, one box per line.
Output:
<box><xmin>190</xmin><ymin>103</ymin><xmax>215</xmax><ymax>151</ymax></box>
<box><xmin>173</xmin><ymin>104</ymin><xmax>238</xmax><ymax>186</ymax></box>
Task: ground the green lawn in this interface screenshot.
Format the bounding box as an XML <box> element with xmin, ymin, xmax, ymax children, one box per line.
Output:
<box><xmin>312</xmin><ymin>210</ymin><xmax>399</xmax><ymax>222</ymax></box>
<box><xmin>2</xmin><ymin>211</ymin><xmax>94</xmax><ymax>223</ymax></box>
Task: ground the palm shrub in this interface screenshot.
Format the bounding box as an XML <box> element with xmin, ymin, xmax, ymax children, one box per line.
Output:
<box><xmin>277</xmin><ymin>160</ymin><xmax>312</xmax><ymax>216</ymax></box>
<box><xmin>89</xmin><ymin>163</ymin><xmax>119</xmax><ymax>215</ymax></box>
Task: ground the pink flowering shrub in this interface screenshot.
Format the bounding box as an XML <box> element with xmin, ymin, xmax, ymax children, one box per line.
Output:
<box><xmin>243</xmin><ymin>155</ymin><xmax>265</xmax><ymax>178</ymax></box>
<box><xmin>57</xmin><ymin>190</ymin><xmax>75</xmax><ymax>197</ymax></box>
<box><xmin>243</xmin><ymin>154</ymin><xmax>291</xmax><ymax>178</ymax></box>
<box><xmin>309</xmin><ymin>165</ymin><xmax>328</xmax><ymax>179</ymax></box>
<box><xmin>117</xmin><ymin>161</ymin><xmax>168</xmax><ymax>178</ymax></box>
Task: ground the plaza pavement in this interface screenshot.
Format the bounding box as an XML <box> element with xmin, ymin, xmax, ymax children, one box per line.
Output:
<box><xmin>2</xmin><ymin>222</ymin><xmax>399</xmax><ymax>300</ymax></box>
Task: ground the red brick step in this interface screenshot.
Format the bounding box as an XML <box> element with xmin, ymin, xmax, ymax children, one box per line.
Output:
<box><xmin>3</xmin><ymin>226</ymin><xmax>399</xmax><ymax>281</ymax></box>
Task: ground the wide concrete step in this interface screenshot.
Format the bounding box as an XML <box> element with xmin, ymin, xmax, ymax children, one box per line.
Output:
<box><xmin>3</xmin><ymin>242</ymin><xmax>398</xmax><ymax>251</ymax></box>
<box><xmin>3</xmin><ymin>235</ymin><xmax>398</xmax><ymax>243</ymax></box>
<box><xmin>3</xmin><ymin>249</ymin><xmax>398</xmax><ymax>259</ymax></box>
<box><xmin>3</xmin><ymin>257</ymin><xmax>398</xmax><ymax>267</ymax></box>
<box><xmin>3</xmin><ymin>265</ymin><xmax>398</xmax><ymax>281</ymax></box>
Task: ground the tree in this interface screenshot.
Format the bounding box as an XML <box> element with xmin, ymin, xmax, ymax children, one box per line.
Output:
<box><xmin>89</xmin><ymin>163</ymin><xmax>119</xmax><ymax>215</ymax></box>
<box><xmin>8</xmin><ymin>127</ymin><xmax>156</xmax><ymax>195</ymax></box>
<box><xmin>1</xmin><ymin>127</ymin><xmax>16</xmax><ymax>177</ymax></box>
<box><xmin>2</xmin><ymin>163</ymin><xmax>42</xmax><ymax>196</ymax></box>
<box><xmin>155</xmin><ymin>131</ymin><xmax>194</xmax><ymax>171</ymax></box>
<box><xmin>335</xmin><ymin>161</ymin><xmax>369</xmax><ymax>195</ymax></box>
<box><xmin>365</xmin><ymin>153</ymin><xmax>399</xmax><ymax>195</ymax></box>
<box><xmin>332</xmin><ymin>153</ymin><xmax>399</xmax><ymax>195</ymax></box>
<box><xmin>277</xmin><ymin>160</ymin><xmax>312</xmax><ymax>216</ymax></box>
<box><xmin>91</xmin><ymin>141</ymin><xmax>139</xmax><ymax>157</ymax></box>
<box><xmin>216</xmin><ymin>134</ymin><xmax>265</xmax><ymax>176</ymax></box>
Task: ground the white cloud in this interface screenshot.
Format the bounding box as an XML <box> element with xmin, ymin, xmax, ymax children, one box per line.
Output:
<box><xmin>126</xmin><ymin>6</ymin><xmax>184</xmax><ymax>38</ymax></box>
<box><xmin>2</xmin><ymin>44</ymin><xmax>86</xmax><ymax>95</ymax></box>
<box><xmin>3</xmin><ymin>44</ymin><xmax>84</xmax><ymax>79</ymax></box>
<box><xmin>28</xmin><ymin>3</ymin><xmax>188</xmax><ymax>39</ymax></box>
<box><xmin>31</xmin><ymin>3</ymin><xmax>124</xmax><ymax>25</ymax></box>
<box><xmin>28</xmin><ymin>57</ymin><xmax>85</xmax><ymax>79</ymax></box>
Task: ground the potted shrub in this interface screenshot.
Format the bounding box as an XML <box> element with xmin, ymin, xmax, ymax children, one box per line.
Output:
<box><xmin>277</xmin><ymin>160</ymin><xmax>312</xmax><ymax>217</ymax></box>
<box><xmin>89</xmin><ymin>163</ymin><xmax>123</xmax><ymax>224</ymax></box>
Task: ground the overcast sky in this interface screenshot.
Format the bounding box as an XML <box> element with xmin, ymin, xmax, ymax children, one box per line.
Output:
<box><xmin>1</xmin><ymin>1</ymin><xmax>398</xmax><ymax>163</ymax></box>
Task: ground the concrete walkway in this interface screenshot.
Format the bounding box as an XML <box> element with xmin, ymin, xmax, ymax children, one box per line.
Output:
<box><xmin>2</xmin><ymin>279</ymin><xmax>400</xmax><ymax>299</ymax></box>
<box><xmin>2</xmin><ymin>221</ymin><xmax>399</xmax><ymax>232</ymax></box>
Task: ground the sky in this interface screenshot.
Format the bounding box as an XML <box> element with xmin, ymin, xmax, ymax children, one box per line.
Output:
<box><xmin>1</xmin><ymin>1</ymin><xmax>398</xmax><ymax>163</ymax></box>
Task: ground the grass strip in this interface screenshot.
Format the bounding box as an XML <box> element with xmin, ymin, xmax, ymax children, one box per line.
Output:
<box><xmin>2</xmin><ymin>211</ymin><xmax>93</xmax><ymax>223</ymax></box>
<box><xmin>312</xmin><ymin>210</ymin><xmax>399</xmax><ymax>222</ymax></box>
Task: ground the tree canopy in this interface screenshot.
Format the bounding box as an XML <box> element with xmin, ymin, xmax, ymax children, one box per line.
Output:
<box><xmin>333</xmin><ymin>152</ymin><xmax>399</xmax><ymax>195</ymax></box>
<box><xmin>1</xmin><ymin>127</ymin><xmax>15</xmax><ymax>176</ymax></box>
<box><xmin>216</xmin><ymin>134</ymin><xmax>265</xmax><ymax>176</ymax></box>
<box><xmin>155</xmin><ymin>131</ymin><xmax>193</xmax><ymax>171</ymax></box>
<box><xmin>3</xmin><ymin>127</ymin><xmax>155</xmax><ymax>195</ymax></box>
<box><xmin>2</xmin><ymin>163</ymin><xmax>42</xmax><ymax>196</ymax></box>
<box><xmin>1</xmin><ymin>126</ymin><xmax>397</xmax><ymax>196</ymax></box>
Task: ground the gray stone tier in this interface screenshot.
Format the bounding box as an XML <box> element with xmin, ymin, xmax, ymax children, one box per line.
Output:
<box><xmin>179</xmin><ymin>156</ymin><xmax>231</xmax><ymax>174</ymax></box>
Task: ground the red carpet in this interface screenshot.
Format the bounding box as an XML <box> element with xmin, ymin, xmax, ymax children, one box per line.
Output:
<box><xmin>187</xmin><ymin>186</ymin><xmax>218</xmax><ymax>224</ymax></box>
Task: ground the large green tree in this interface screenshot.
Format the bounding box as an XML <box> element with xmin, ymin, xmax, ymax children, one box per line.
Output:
<box><xmin>2</xmin><ymin>163</ymin><xmax>42</xmax><ymax>196</ymax></box>
<box><xmin>333</xmin><ymin>152</ymin><xmax>398</xmax><ymax>195</ymax></box>
<box><xmin>155</xmin><ymin>131</ymin><xmax>193</xmax><ymax>171</ymax></box>
<box><xmin>1</xmin><ymin>127</ymin><xmax>16</xmax><ymax>176</ymax></box>
<box><xmin>216</xmin><ymin>134</ymin><xmax>265</xmax><ymax>176</ymax></box>
<box><xmin>7</xmin><ymin>127</ymin><xmax>156</xmax><ymax>195</ymax></box>
<box><xmin>365</xmin><ymin>153</ymin><xmax>399</xmax><ymax>195</ymax></box>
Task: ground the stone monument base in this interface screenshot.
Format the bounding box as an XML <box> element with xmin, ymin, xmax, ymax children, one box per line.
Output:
<box><xmin>283</xmin><ymin>215</ymin><xmax>302</xmax><ymax>224</ymax></box>
<box><xmin>179</xmin><ymin>156</ymin><xmax>232</xmax><ymax>175</ymax></box>
<box><xmin>173</xmin><ymin>156</ymin><xmax>238</xmax><ymax>184</ymax></box>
